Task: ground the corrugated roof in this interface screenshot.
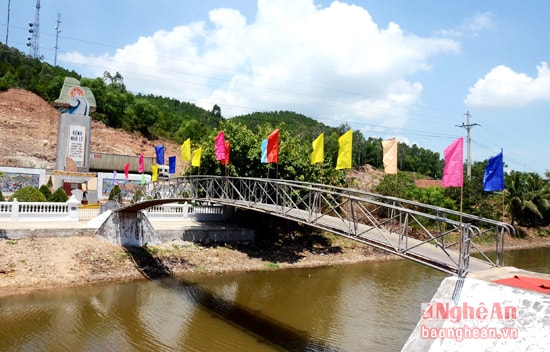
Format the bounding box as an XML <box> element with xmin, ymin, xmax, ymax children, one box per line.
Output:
<box><xmin>414</xmin><ymin>179</ymin><xmax>442</xmax><ymax>188</ymax></box>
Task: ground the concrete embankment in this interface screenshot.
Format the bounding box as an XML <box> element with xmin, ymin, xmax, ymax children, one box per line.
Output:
<box><xmin>402</xmin><ymin>267</ymin><xmax>550</xmax><ymax>351</ymax></box>
<box><xmin>0</xmin><ymin>218</ymin><xmax>254</xmax><ymax>243</ymax></box>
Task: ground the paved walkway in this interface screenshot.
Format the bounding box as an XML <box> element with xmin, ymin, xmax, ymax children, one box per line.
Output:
<box><xmin>0</xmin><ymin>218</ymin><xmax>203</xmax><ymax>231</ymax></box>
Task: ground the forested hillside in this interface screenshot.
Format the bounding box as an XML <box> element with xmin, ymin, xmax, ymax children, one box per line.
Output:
<box><xmin>1</xmin><ymin>43</ymin><xmax>549</xmax><ymax>229</ymax></box>
<box><xmin>0</xmin><ymin>43</ymin><xmax>443</xmax><ymax>177</ymax></box>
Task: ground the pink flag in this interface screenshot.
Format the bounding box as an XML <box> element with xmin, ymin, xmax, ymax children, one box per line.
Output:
<box><xmin>138</xmin><ymin>154</ymin><xmax>144</xmax><ymax>173</ymax></box>
<box><xmin>442</xmin><ymin>137</ymin><xmax>464</xmax><ymax>187</ymax></box>
<box><xmin>221</xmin><ymin>141</ymin><xmax>231</xmax><ymax>165</ymax></box>
<box><xmin>124</xmin><ymin>163</ymin><xmax>130</xmax><ymax>179</ymax></box>
<box><xmin>215</xmin><ymin>131</ymin><xmax>226</xmax><ymax>161</ymax></box>
<box><xmin>267</xmin><ymin>129</ymin><xmax>280</xmax><ymax>163</ymax></box>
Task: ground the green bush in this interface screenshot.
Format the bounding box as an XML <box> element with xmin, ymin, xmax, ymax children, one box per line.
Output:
<box><xmin>46</xmin><ymin>176</ymin><xmax>53</xmax><ymax>188</ymax></box>
<box><xmin>50</xmin><ymin>188</ymin><xmax>69</xmax><ymax>202</ymax></box>
<box><xmin>130</xmin><ymin>187</ymin><xmax>143</xmax><ymax>204</ymax></box>
<box><xmin>8</xmin><ymin>186</ymin><xmax>47</xmax><ymax>202</ymax></box>
<box><xmin>108</xmin><ymin>185</ymin><xmax>122</xmax><ymax>201</ymax></box>
<box><xmin>39</xmin><ymin>184</ymin><xmax>52</xmax><ymax>201</ymax></box>
<box><xmin>0</xmin><ymin>188</ymin><xmax>4</xmax><ymax>201</ymax></box>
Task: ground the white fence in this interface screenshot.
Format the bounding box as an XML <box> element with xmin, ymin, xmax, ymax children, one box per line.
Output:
<box><xmin>0</xmin><ymin>200</ymin><xmax>225</xmax><ymax>222</ymax></box>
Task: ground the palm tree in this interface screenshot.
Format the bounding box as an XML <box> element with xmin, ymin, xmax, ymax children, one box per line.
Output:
<box><xmin>504</xmin><ymin>171</ymin><xmax>549</xmax><ymax>227</ymax></box>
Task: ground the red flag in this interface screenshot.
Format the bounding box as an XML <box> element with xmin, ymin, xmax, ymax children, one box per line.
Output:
<box><xmin>215</xmin><ymin>131</ymin><xmax>226</xmax><ymax>161</ymax></box>
<box><xmin>267</xmin><ymin>129</ymin><xmax>279</xmax><ymax>163</ymax></box>
<box><xmin>221</xmin><ymin>141</ymin><xmax>231</xmax><ymax>165</ymax></box>
<box><xmin>442</xmin><ymin>137</ymin><xmax>464</xmax><ymax>187</ymax></box>
<box><xmin>138</xmin><ymin>154</ymin><xmax>144</xmax><ymax>173</ymax></box>
<box><xmin>124</xmin><ymin>162</ymin><xmax>130</xmax><ymax>179</ymax></box>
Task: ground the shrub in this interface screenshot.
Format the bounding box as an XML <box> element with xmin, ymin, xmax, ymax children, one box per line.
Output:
<box><xmin>130</xmin><ymin>187</ymin><xmax>143</xmax><ymax>204</ymax></box>
<box><xmin>108</xmin><ymin>185</ymin><xmax>122</xmax><ymax>201</ymax></box>
<box><xmin>0</xmin><ymin>189</ymin><xmax>4</xmax><ymax>201</ymax></box>
<box><xmin>50</xmin><ymin>188</ymin><xmax>69</xmax><ymax>202</ymax></box>
<box><xmin>39</xmin><ymin>184</ymin><xmax>52</xmax><ymax>201</ymax></box>
<box><xmin>8</xmin><ymin>186</ymin><xmax>47</xmax><ymax>202</ymax></box>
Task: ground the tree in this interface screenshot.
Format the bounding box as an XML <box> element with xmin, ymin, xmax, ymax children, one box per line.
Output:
<box><xmin>50</xmin><ymin>188</ymin><xmax>69</xmax><ymax>202</ymax></box>
<box><xmin>8</xmin><ymin>186</ymin><xmax>47</xmax><ymax>202</ymax></box>
<box><xmin>191</xmin><ymin>120</ymin><xmax>346</xmax><ymax>185</ymax></box>
<box><xmin>39</xmin><ymin>184</ymin><xmax>52</xmax><ymax>201</ymax></box>
<box><xmin>108</xmin><ymin>185</ymin><xmax>122</xmax><ymax>202</ymax></box>
<box><xmin>504</xmin><ymin>171</ymin><xmax>547</xmax><ymax>227</ymax></box>
<box><xmin>375</xmin><ymin>172</ymin><xmax>415</xmax><ymax>199</ymax></box>
<box><xmin>212</xmin><ymin>104</ymin><xmax>222</xmax><ymax>118</ymax></box>
<box><xmin>123</xmin><ymin>98</ymin><xmax>159</xmax><ymax>138</ymax></box>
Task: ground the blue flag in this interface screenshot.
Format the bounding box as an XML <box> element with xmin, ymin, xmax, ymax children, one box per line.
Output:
<box><xmin>483</xmin><ymin>150</ymin><xmax>504</xmax><ymax>192</ymax></box>
<box><xmin>155</xmin><ymin>145</ymin><xmax>165</xmax><ymax>165</ymax></box>
<box><xmin>168</xmin><ymin>156</ymin><xmax>176</xmax><ymax>174</ymax></box>
<box><xmin>261</xmin><ymin>139</ymin><xmax>268</xmax><ymax>163</ymax></box>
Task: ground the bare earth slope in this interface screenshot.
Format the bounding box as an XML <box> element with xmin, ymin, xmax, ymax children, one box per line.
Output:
<box><xmin>2</xmin><ymin>88</ymin><xmax>549</xmax><ymax>298</ymax></box>
<box><xmin>0</xmin><ymin>88</ymin><xmax>182</xmax><ymax>169</ymax></box>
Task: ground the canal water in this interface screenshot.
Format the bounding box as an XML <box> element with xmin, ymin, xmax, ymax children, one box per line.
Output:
<box><xmin>0</xmin><ymin>246</ymin><xmax>548</xmax><ymax>351</ymax></box>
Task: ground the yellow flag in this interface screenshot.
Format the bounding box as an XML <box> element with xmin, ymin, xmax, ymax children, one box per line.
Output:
<box><xmin>336</xmin><ymin>130</ymin><xmax>353</xmax><ymax>170</ymax></box>
<box><xmin>151</xmin><ymin>164</ymin><xmax>158</xmax><ymax>181</ymax></box>
<box><xmin>191</xmin><ymin>147</ymin><xmax>202</xmax><ymax>167</ymax></box>
<box><xmin>311</xmin><ymin>133</ymin><xmax>324</xmax><ymax>165</ymax></box>
<box><xmin>181</xmin><ymin>138</ymin><xmax>191</xmax><ymax>161</ymax></box>
<box><xmin>382</xmin><ymin>138</ymin><xmax>398</xmax><ymax>174</ymax></box>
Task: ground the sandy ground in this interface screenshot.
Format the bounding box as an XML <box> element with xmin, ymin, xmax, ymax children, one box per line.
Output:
<box><xmin>2</xmin><ymin>231</ymin><xmax>550</xmax><ymax>299</ymax></box>
<box><xmin>0</xmin><ymin>233</ymin><xmax>394</xmax><ymax>298</ymax></box>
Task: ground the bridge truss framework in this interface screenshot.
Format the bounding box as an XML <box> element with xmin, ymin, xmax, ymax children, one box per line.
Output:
<box><xmin>126</xmin><ymin>176</ymin><xmax>514</xmax><ymax>278</ymax></box>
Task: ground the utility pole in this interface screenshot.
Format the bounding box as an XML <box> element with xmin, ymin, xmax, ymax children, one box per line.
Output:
<box><xmin>54</xmin><ymin>13</ymin><xmax>61</xmax><ymax>66</ymax></box>
<box><xmin>5</xmin><ymin>0</ymin><xmax>10</xmax><ymax>45</ymax></box>
<box><xmin>456</xmin><ymin>111</ymin><xmax>480</xmax><ymax>180</ymax></box>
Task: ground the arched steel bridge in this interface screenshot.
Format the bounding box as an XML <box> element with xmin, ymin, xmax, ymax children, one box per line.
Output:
<box><xmin>120</xmin><ymin>176</ymin><xmax>514</xmax><ymax>278</ymax></box>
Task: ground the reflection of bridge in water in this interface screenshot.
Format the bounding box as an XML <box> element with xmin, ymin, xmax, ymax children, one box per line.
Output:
<box><xmin>113</xmin><ymin>176</ymin><xmax>514</xmax><ymax>278</ymax></box>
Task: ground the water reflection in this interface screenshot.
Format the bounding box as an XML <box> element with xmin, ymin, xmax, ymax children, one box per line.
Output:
<box><xmin>1</xmin><ymin>246</ymin><xmax>548</xmax><ymax>351</ymax></box>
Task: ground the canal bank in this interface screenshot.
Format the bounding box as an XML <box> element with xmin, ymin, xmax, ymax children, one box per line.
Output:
<box><xmin>1</xmin><ymin>220</ymin><xmax>550</xmax><ymax>299</ymax></box>
<box><xmin>0</xmin><ymin>220</ymin><xmax>398</xmax><ymax>298</ymax></box>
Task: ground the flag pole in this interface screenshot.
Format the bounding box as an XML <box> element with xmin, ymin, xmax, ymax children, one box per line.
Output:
<box><xmin>502</xmin><ymin>190</ymin><xmax>505</xmax><ymax>222</ymax></box>
<box><xmin>458</xmin><ymin>183</ymin><xmax>465</xmax><ymax>275</ymax></box>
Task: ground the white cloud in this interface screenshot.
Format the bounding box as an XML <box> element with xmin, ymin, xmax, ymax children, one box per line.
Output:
<box><xmin>437</xmin><ymin>12</ymin><xmax>493</xmax><ymax>37</ymax></box>
<box><xmin>465</xmin><ymin>62</ymin><xmax>550</xmax><ymax>108</ymax></box>
<box><xmin>60</xmin><ymin>0</ymin><xmax>459</xmax><ymax>129</ymax></box>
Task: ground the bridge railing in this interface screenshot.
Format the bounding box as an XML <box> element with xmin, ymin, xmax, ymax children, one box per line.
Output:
<box><xmin>139</xmin><ymin>176</ymin><xmax>514</xmax><ymax>277</ymax></box>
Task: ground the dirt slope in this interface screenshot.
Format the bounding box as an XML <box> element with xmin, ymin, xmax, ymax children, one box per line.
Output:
<box><xmin>0</xmin><ymin>88</ymin><xmax>182</xmax><ymax>170</ymax></box>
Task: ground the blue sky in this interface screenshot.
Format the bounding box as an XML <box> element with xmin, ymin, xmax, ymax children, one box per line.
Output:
<box><xmin>2</xmin><ymin>0</ymin><xmax>549</xmax><ymax>176</ymax></box>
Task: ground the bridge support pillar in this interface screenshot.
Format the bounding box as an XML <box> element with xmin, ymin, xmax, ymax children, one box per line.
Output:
<box><xmin>95</xmin><ymin>211</ymin><xmax>160</xmax><ymax>247</ymax></box>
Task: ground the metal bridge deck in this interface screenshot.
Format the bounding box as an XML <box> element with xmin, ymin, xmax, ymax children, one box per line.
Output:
<box><xmin>119</xmin><ymin>176</ymin><xmax>512</xmax><ymax>277</ymax></box>
<box><xmin>213</xmin><ymin>199</ymin><xmax>494</xmax><ymax>274</ymax></box>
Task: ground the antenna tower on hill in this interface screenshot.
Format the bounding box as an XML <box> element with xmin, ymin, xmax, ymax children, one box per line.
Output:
<box><xmin>27</xmin><ymin>0</ymin><xmax>43</xmax><ymax>60</ymax></box>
